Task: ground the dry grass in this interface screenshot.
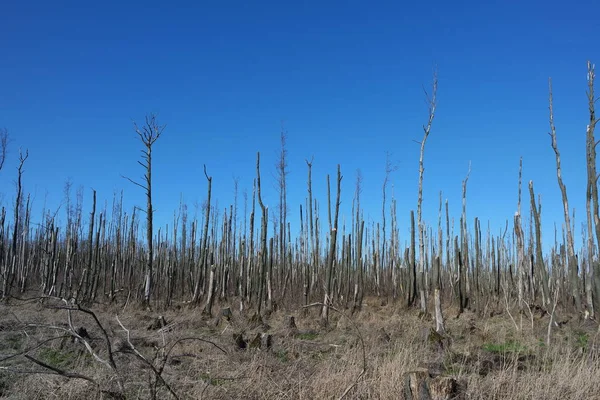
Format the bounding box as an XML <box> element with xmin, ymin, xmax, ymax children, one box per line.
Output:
<box><xmin>0</xmin><ymin>296</ymin><xmax>599</xmax><ymax>399</ymax></box>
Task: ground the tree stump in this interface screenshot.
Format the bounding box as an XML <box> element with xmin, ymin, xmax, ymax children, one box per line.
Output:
<box><xmin>146</xmin><ymin>315</ymin><xmax>167</xmax><ymax>330</ymax></box>
<box><xmin>248</xmin><ymin>332</ymin><xmax>262</xmax><ymax>349</ymax></box>
<box><xmin>261</xmin><ymin>333</ymin><xmax>273</xmax><ymax>350</ymax></box>
<box><xmin>221</xmin><ymin>307</ymin><xmax>232</xmax><ymax>321</ymax></box>
<box><xmin>233</xmin><ymin>333</ymin><xmax>246</xmax><ymax>350</ymax></box>
<box><xmin>404</xmin><ymin>368</ymin><xmax>460</xmax><ymax>400</ymax></box>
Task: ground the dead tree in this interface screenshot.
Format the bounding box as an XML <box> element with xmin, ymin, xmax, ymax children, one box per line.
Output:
<box><xmin>529</xmin><ymin>181</ymin><xmax>549</xmax><ymax>307</ymax></box>
<box><xmin>416</xmin><ymin>69</ymin><xmax>438</xmax><ymax>314</ymax></box>
<box><xmin>76</xmin><ymin>189</ymin><xmax>96</xmax><ymax>303</ymax></box>
<box><xmin>460</xmin><ymin>162</ymin><xmax>471</xmax><ymax>310</ymax></box>
<box><xmin>123</xmin><ymin>113</ymin><xmax>165</xmax><ymax>309</ymax></box>
<box><xmin>585</xmin><ymin>61</ymin><xmax>600</xmax><ymax>317</ymax></box>
<box><xmin>0</xmin><ymin>128</ymin><xmax>8</xmax><ymax>172</ymax></box>
<box><xmin>256</xmin><ymin>152</ymin><xmax>269</xmax><ymax>317</ymax></box>
<box><xmin>192</xmin><ymin>166</ymin><xmax>212</xmax><ymax>305</ymax></box>
<box><xmin>380</xmin><ymin>152</ymin><xmax>398</xmax><ymax>297</ymax></box>
<box><xmin>305</xmin><ymin>157</ymin><xmax>315</xmax><ymax>308</ymax></box>
<box><xmin>515</xmin><ymin>158</ymin><xmax>525</xmax><ymax>312</ymax></box>
<box><xmin>276</xmin><ymin>128</ymin><xmax>289</xmax><ymax>301</ymax></box>
<box><xmin>3</xmin><ymin>148</ymin><xmax>27</xmax><ymax>299</ymax></box>
<box><xmin>548</xmin><ymin>79</ymin><xmax>580</xmax><ymax>310</ymax></box>
<box><xmin>322</xmin><ymin>164</ymin><xmax>342</xmax><ymax>325</ymax></box>
<box><xmin>408</xmin><ymin>210</ymin><xmax>417</xmax><ymax>307</ymax></box>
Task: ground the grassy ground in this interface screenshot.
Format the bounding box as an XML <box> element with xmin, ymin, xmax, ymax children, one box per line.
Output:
<box><xmin>0</xmin><ymin>296</ymin><xmax>599</xmax><ymax>399</ymax></box>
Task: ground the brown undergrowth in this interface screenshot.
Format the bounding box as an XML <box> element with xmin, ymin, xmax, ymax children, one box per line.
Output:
<box><xmin>0</xmin><ymin>296</ymin><xmax>599</xmax><ymax>399</ymax></box>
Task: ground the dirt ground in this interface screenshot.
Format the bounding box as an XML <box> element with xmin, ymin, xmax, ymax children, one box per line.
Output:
<box><xmin>1</xmin><ymin>295</ymin><xmax>599</xmax><ymax>399</ymax></box>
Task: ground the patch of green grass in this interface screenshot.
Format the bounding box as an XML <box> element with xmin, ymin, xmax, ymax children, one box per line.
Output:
<box><xmin>200</xmin><ymin>373</ymin><xmax>227</xmax><ymax>386</ymax></box>
<box><xmin>574</xmin><ymin>330</ymin><xmax>589</xmax><ymax>350</ymax></box>
<box><xmin>38</xmin><ymin>347</ymin><xmax>77</xmax><ymax>369</ymax></box>
<box><xmin>482</xmin><ymin>340</ymin><xmax>527</xmax><ymax>354</ymax></box>
<box><xmin>275</xmin><ymin>350</ymin><xmax>289</xmax><ymax>363</ymax></box>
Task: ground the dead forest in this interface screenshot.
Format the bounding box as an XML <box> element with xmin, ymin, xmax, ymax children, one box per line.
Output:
<box><xmin>1</xmin><ymin>64</ymin><xmax>600</xmax><ymax>326</ymax></box>
<box><xmin>0</xmin><ymin>63</ymin><xmax>599</xmax><ymax>399</ymax></box>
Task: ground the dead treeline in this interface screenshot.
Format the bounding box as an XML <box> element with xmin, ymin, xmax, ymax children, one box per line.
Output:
<box><xmin>0</xmin><ymin>62</ymin><xmax>599</xmax><ymax>330</ymax></box>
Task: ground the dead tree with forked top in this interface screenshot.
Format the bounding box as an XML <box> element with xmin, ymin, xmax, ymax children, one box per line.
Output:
<box><xmin>123</xmin><ymin>113</ymin><xmax>165</xmax><ymax>310</ymax></box>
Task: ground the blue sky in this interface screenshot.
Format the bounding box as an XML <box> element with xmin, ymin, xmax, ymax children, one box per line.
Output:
<box><xmin>1</xmin><ymin>0</ymin><xmax>598</xmax><ymax>254</ymax></box>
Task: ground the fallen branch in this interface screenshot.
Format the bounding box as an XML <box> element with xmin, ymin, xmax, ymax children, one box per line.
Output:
<box><xmin>23</xmin><ymin>354</ymin><xmax>97</xmax><ymax>384</ymax></box>
<box><xmin>116</xmin><ymin>315</ymin><xmax>180</xmax><ymax>400</ymax></box>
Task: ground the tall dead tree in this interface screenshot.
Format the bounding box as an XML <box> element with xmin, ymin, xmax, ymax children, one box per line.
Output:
<box><xmin>11</xmin><ymin>149</ymin><xmax>28</xmax><ymax>260</ymax></box>
<box><xmin>305</xmin><ymin>157</ymin><xmax>315</xmax><ymax>307</ymax></box>
<box><xmin>529</xmin><ymin>180</ymin><xmax>549</xmax><ymax>307</ymax></box>
<box><xmin>256</xmin><ymin>152</ymin><xmax>269</xmax><ymax>317</ymax></box>
<box><xmin>515</xmin><ymin>159</ymin><xmax>524</xmax><ymax>311</ymax></box>
<box><xmin>416</xmin><ymin>69</ymin><xmax>438</xmax><ymax>314</ymax></box>
<box><xmin>380</xmin><ymin>152</ymin><xmax>398</xmax><ymax>297</ymax></box>
<box><xmin>585</xmin><ymin>61</ymin><xmax>600</xmax><ymax>317</ymax></box>
<box><xmin>276</xmin><ymin>128</ymin><xmax>289</xmax><ymax>300</ymax></box>
<box><xmin>193</xmin><ymin>166</ymin><xmax>212</xmax><ymax>306</ymax></box>
<box><xmin>3</xmin><ymin>148</ymin><xmax>26</xmax><ymax>299</ymax></box>
<box><xmin>460</xmin><ymin>162</ymin><xmax>471</xmax><ymax>309</ymax></box>
<box><xmin>322</xmin><ymin>164</ymin><xmax>342</xmax><ymax>325</ymax></box>
<box><xmin>548</xmin><ymin>79</ymin><xmax>580</xmax><ymax>310</ymax></box>
<box><xmin>123</xmin><ymin>113</ymin><xmax>165</xmax><ymax>309</ymax></box>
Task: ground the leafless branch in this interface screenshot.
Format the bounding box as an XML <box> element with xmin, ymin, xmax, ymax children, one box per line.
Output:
<box><xmin>116</xmin><ymin>315</ymin><xmax>180</xmax><ymax>400</ymax></box>
<box><xmin>121</xmin><ymin>174</ymin><xmax>147</xmax><ymax>191</ymax></box>
<box><xmin>23</xmin><ymin>354</ymin><xmax>98</xmax><ymax>384</ymax></box>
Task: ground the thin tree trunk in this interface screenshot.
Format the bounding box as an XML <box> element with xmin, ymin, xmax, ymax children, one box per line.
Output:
<box><xmin>548</xmin><ymin>79</ymin><xmax>581</xmax><ymax>311</ymax></box>
<box><xmin>322</xmin><ymin>165</ymin><xmax>342</xmax><ymax>325</ymax></box>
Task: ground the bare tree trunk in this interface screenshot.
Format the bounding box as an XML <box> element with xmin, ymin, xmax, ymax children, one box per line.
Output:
<box><xmin>0</xmin><ymin>128</ymin><xmax>8</xmax><ymax>173</ymax></box>
<box><xmin>460</xmin><ymin>164</ymin><xmax>471</xmax><ymax>310</ymax></box>
<box><xmin>202</xmin><ymin>255</ymin><xmax>216</xmax><ymax>317</ymax></box>
<box><xmin>266</xmin><ymin>236</ymin><xmax>275</xmax><ymax>312</ymax></box>
<box><xmin>123</xmin><ymin>114</ymin><xmax>165</xmax><ymax>310</ymax></box>
<box><xmin>548</xmin><ymin>79</ymin><xmax>581</xmax><ymax>311</ymax></box>
<box><xmin>256</xmin><ymin>152</ymin><xmax>268</xmax><ymax>318</ymax></box>
<box><xmin>585</xmin><ymin>61</ymin><xmax>600</xmax><ymax>317</ymax></box>
<box><xmin>516</xmin><ymin>158</ymin><xmax>524</xmax><ymax>312</ymax></box>
<box><xmin>416</xmin><ymin>70</ymin><xmax>438</xmax><ymax>314</ymax></box>
<box><xmin>515</xmin><ymin>213</ymin><xmax>525</xmax><ymax>313</ymax></box>
<box><xmin>380</xmin><ymin>152</ymin><xmax>397</xmax><ymax>298</ymax></box>
<box><xmin>474</xmin><ymin>217</ymin><xmax>481</xmax><ymax>313</ymax></box>
<box><xmin>529</xmin><ymin>181</ymin><xmax>550</xmax><ymax>307</ymax></box>
<box><xmin>322</xmin><ymin>165</ymin><xmax>342</xmax><ymax>325</ymax></box>
<box><xmin>409</xmin><ymin>210</ymin><xmax>417</xmax><ymax>307</ymax></box>
<box><xmin>305</xmin><ymin>158</ymin><xmax>315</xmax><ymax>308</ymax></box>
<box><xmin>456</xmin><ymin>236</ymin><xmax>464</xmax><ymax>314</ymax></box>
<box><xmin>277</xmin><ymin>130</ymin><xmax>289</xmax><ymax>305</ymax></box>
<box><xmin>193</xmin><ymin>166</ymin><xmax>212</xmax><ymax>305</ymax></box>
<box><xmin>0</xmin><ymin>148</ymin><xmax>29</xmax><ymax>298</ymax></box>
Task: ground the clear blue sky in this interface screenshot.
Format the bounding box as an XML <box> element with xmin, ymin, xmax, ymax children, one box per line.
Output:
<box><xmin>1</xmin><ymin>0</ymin><xmax>598</xmax><ymax>254</ymax></box>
